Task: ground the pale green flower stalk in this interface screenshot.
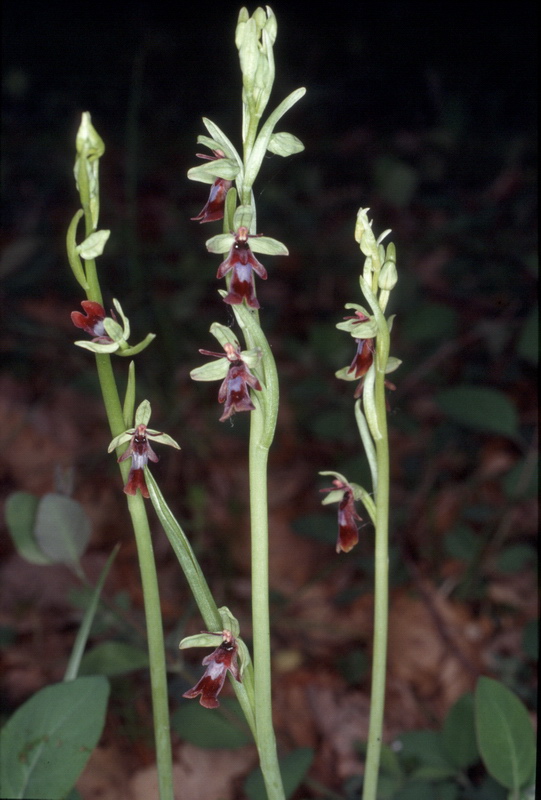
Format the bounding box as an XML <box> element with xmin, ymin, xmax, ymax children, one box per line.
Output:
<box><xmin>320</xmin><ymin>209</ymin><xmax>400</xmax><ymax>800</ymax></box>
<box><xmin>188</xmin><ymin>8</ymin><xmax>305</xmax><ymax>799</ymax></box>
<box><xmin>67</xmin><ymin>114</ymin><xmax>174</xmax><ymax>800</ymax></box>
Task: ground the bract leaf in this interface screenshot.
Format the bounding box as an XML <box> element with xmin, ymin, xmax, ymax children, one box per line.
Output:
<box><xmin>267</xmin><ymin>131</ymin><xmax>305</xmax><ymax>157</ymax></box>
<box><xmin>76</xmin><ymin>230</ymin><xmax>111</xmax><ymax>260</ymax></box>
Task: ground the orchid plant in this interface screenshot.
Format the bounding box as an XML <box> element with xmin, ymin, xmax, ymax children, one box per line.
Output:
<box><xmin>65</xmin><ymin>7</ymin><xmax>306</xmax><ymax>800</ymax></box>
<box><xmin>320</xmin><ymin>208</ymin><xmax>401</xmax><ymax>800</ymax></box>
<box><xmin>64</xmin><ymin>7</ymin><xmax>400</xmax><ymax>800</ymax></box>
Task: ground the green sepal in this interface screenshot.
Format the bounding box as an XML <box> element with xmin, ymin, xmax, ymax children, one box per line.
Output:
<box><xmin>103</xmin><ymin>317</ymin><xmax>126</xmax><ymax>344</ymax></box>
<box><xmin>135</xmin><ymin>400</ymin><xmax>152</xmax><ymax>426</ymax></box>
<box><xmin>385</xmin><ymin>357</ymin><xmax>402</xmax><ymax>374</ymax></box>
<box><xmin>66</xmin><ymin>210</ymin><xmax>88</xmax><ymax>290</ymax></box>
<box><xmin>239</xmin><ymin>347</ymin><xmax>262</xmax><ymax>370</ymax></box>
<box><xmin>196</xmin><ymin>135</ymin><xmax>229</xmax><ymax>155</ymax></box>
<box><xmin>249</xmin><ymin>236</ymin><xmax>289</xmax><ymax>256</ymax></box>
<box><xmin>202</xmin><ymin>118</ymin><xmax>243</xmax><ymax>172</ymax></box>
<box><xmin>118</xmin><ymin>333</ymin><xmax>156</xmax><ymax>357</ymax></box>
<box><xmin>147</xmin><ymin>431</ymin><xmax>181</xmax><ymax>449</ymax></box>
<box><xmin>76</xmin><ymin>230</ymin><xmax>111</xmax><ymax>260</ymax></box>
<box><xmin>75</xmin><ymin>340</ymin><xmax>119</xmax><ymax>354</ymax></box>
<box><xmin>336</xmin><ymin>308</ymin><xmax>377</xmax><ymax>338</ymax></box>
<box><xmin>385</xmin><ymin>241</ymin><xmax>396</xmax><ymax>263</ymax></box>
<box><xmin>107</xmin><ymin>430</ymin><xmax>133</xmax><ymax>453</ymax></box>
<box><xmin>218</xmin><ymin>607</ymin><xmax>240</xmax><ymax>638</ymax></box>
<box><xmin>335</xmin><ymin>365</ymin><xmax>357</xmax><ymax>382</ymax></box>
<box><xmin>187</xmin><ymin>158</ymin><xmax>240</xmax><ymax>184</ymax></box>
<box><xmin>321</xmin><ymin>489</ymin><xmax>345</xmax><ymax>505</ymax></box>
<box><xmin>267</xmin><ymin>132</ymin><xmax>305</xmax><ymax>157</ymax></box>
<box><xmin>210</xmin><ymin>322</ymin><xmax>241</xmax><ymax>350</ymax></box>
<box><xmin>179</xmin><ymin>632</ymin><xmax>221</xmax><ymax>650</ymax></box>
<box><xmin>319</xmin><ymin>469</ymin><xmax>349</xmax><ymax>486</ymax></box>
<box><xmin>233</xmin><ymin>204</ymin><xmax>253</xmax><ymax>231</ymax></box>
<box><xmin>206</xmin><ymin>233</ymin><xmax>235</xmax><ymax>254</ymax></box>
<box><xmin>190</xmin><ymin>358</ymin><xmax>230</xmax><ymax>382</ymax></box>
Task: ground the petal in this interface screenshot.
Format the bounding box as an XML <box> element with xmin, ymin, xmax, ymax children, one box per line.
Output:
<box><xmin>182</xmin><ymin>672</ymin><xmax>226</xmax><ymax>708</ymax></box>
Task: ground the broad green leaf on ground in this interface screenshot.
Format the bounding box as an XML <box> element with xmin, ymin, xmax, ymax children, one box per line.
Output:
<box><xmin>435</xmin><ymin>385</ymin><xmax>519</xmax><ymax>438</ymax></box>
<box><xmin>475</xmin><ymin>676</ymin><xmax>535</xmax><ymax>790</ymax></box>
<box><xmin>4</xmin><ymin>491</ymin><xmax>50</xmax><ymax>564</ymax></box>
<box><xmin>244</xmin><ymin>747</ymin><xmax>314</xmax><ymax>799</ymax></box>
<box><xmin>0</xmin><ymin>676</ymin><xmax>109</xmax><ymax>799</ymax></box>
<box><xmin>172</xmin><ymin>697</ymin><xmax>252</xmax><ymax>749</ymax></box>
<box><xmin>34</xmin><ymin>493</ymin><xmax>92</xmax><ymax>565</ymax></box>
<box><xmin>442</xmin><ymin>692</ymin><xmax>479</xmax><ymax>769</ymax></box>
<box><xmin>79</xmin><ymin>641</ymin><xmax>149</xmax><ymax>677</ymax></box>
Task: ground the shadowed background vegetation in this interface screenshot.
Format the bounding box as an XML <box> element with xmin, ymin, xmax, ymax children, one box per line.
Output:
<box><xmin>1</xmin><ymin>1</ymin><xmax>537</xmax><ymax>797</ymax></box>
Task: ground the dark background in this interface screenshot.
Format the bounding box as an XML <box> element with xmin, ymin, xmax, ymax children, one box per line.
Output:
<box><xmin>1</xmin><ymin>1</ymin><xmax>538</xmax><ymax>796</ymax></box>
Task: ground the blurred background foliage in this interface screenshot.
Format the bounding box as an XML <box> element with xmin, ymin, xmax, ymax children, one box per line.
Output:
<box><xmin>0</xmin><ymin>0</ymin><xmax>537</xmax><ymax>784</ymax></box>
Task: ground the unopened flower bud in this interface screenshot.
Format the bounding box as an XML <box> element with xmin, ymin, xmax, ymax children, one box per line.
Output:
<box><xmin>378</xmin><ymin>260</ymin><xmax>398</xmax><ymax>291</ymax></box>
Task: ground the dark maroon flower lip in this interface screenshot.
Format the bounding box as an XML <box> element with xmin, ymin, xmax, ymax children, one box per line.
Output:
<box><xmin>182</xmin><ymin>631</ymin><xmax>241</xmax><ymax>709</ymax></box>
<box><xmin>71</xmin><ymin>300</ymin><xmax>113</xmax><ymax>342</ymax></box>
<box><xmin>217</xmin><ymin>227</ymin><xmax>268</xmax><ymax>309</ymax></box>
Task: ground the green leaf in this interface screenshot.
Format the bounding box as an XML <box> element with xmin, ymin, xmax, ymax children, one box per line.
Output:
<box><xmin>0</xmin><ymin>676</ymin><xmax>109</xmax><ymax>799</ymax></box>
<box><xmin>442</xmin><ymin>692</ymin><xmax>479</xmax><ymax>769</ymax></box>
<box><xmin>172</xmin><ymin>698</ymin><xmax>252</xmax><ymax>749</ymax></box>
<box><xmin>245</xmin><ymin>747</ymin><xmax>314</xmax><ymax>799</ymax></box>
<box><xmin>244</xmin><ymin>87</ymin><xmax>306</xmax><ymax>190</ymax></box>
<box><xmin>403</xmin><ymin>302</ymin><xmax>457</xmax><ymax>343</ymax></box>
<box><xmin>475</xmin><ymin>676</ymin><xmax>536</xmax><ymax>790</ymax></box>
<box><xmin>521</xmin><ymin>618</ymin><xmax>538</xmax><ymax>661</ymax></box>
<box><xmin>395</xmin><ymin>730</ymin><xmax>450</xmax><ymax>767</ymax></box>
<box><xmin>79</xmin><ymin>642</ymin><xmax>149</xmax><ymax>676</ymax></box>
<box><xmin>33</xmin><ymin>493</ymin><xmax>91</xmax><ymax>565</ymax></box>
<box><xmin>5</xmin><ymin>491</ymin><xmax>51</xmax><ymax>565</ymax></box>
<box><xmin>444</xmin><ymin>524</ymin><xmax>481</xmax><ymax>562</ymax></box>
<box><xmin>435</xmin><ymin>386</ymin><xmax>519</xmax><ymax>438</ymax></box>
<box><xmin>496</xmin><ymin>543</ymin><xmax>536</xmax><ymax>573</ymax></box>
<box><xmin>291</xmin><ymin>514</ymin><xmax>336</xmax><ymax>545</ymax></box>
<box><xmin>517</xmin><ymin>306</ymin><xmax>538</xmax><ymax>365</ymax></box>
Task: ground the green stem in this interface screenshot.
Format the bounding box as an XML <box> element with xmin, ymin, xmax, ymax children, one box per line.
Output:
<box><xmin>249</xmin><ymin>409</ymin><xmax>285</xmax><ymax>800</ymax></box>
<box><xmin>362</xmin><ymin>366</ymin><xmax>390</xmax><ymax>800</ymax></box>
<box><xmin>82</xmin><ymin>253</ymin><xmax>174</xmax><ymax>800</ymax></box>
<box><xmin>235</xmin><ymin>303</ymin><xmax>283</xmax><ymax>799</ymax></box>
